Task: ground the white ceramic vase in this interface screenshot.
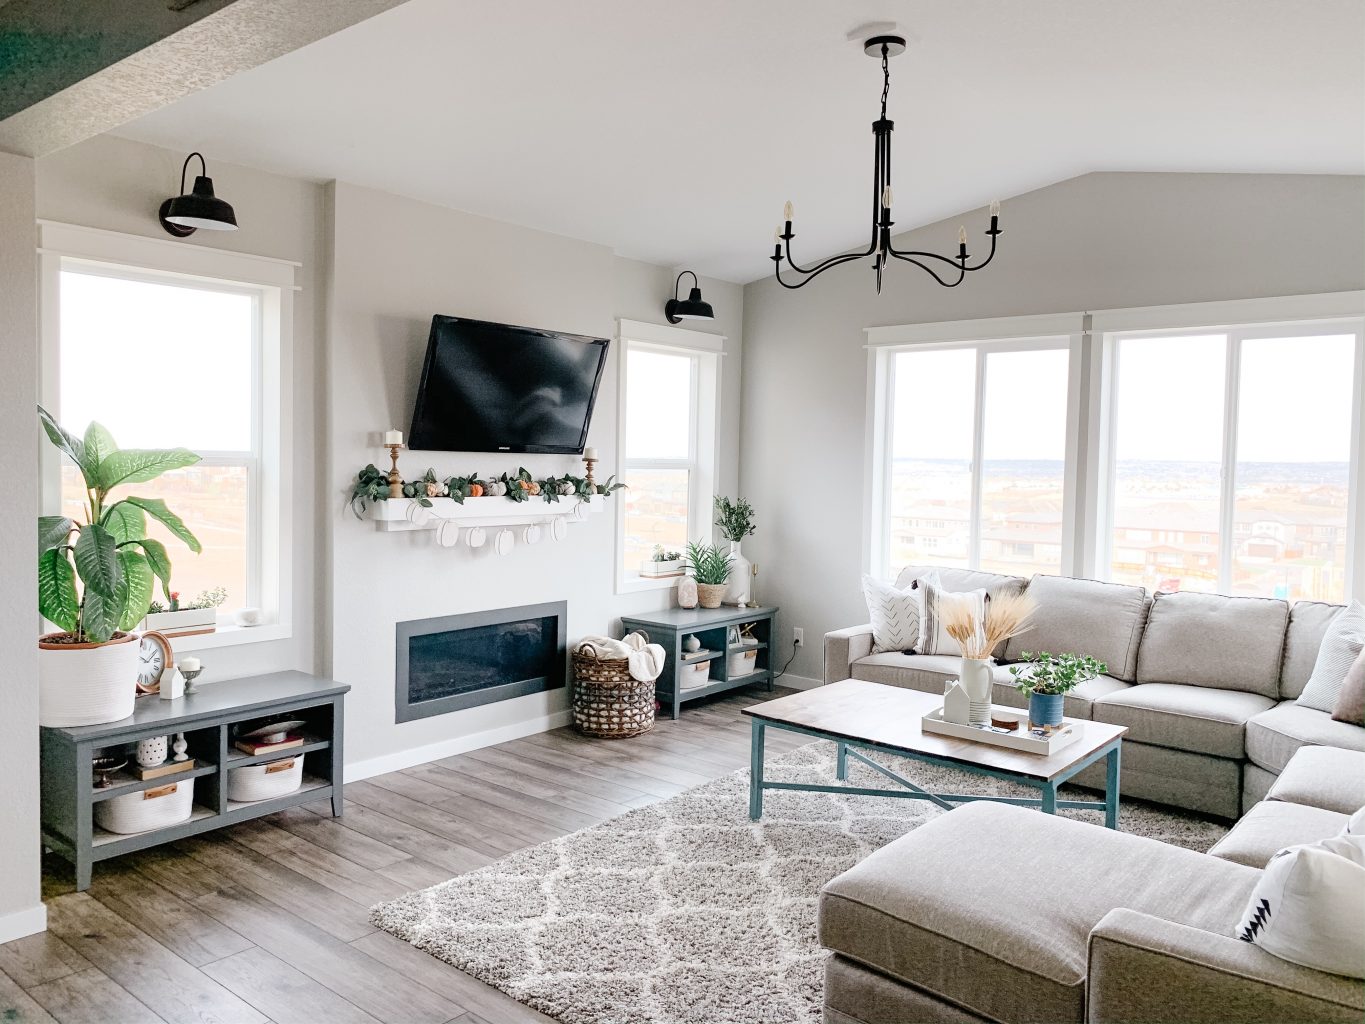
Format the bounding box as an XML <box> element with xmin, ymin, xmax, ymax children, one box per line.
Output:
<box><xmin>37</xmin><ymin>632</ymin><xmax>139</xmax><ymax>727</ymax></box>
<box><xmin>959</xmin><ymin>657</ymin><xmax>994</xmax><ymax>726</ymax></box>
<box><xmin>137</xmin><ymin>735</ymin><xmax>168</xmax><ymax>768</ymax></box>
<box><xmin>723</xmin><ymin>541</ymin><xmax>752</xmax><ymax>606</ymax></box>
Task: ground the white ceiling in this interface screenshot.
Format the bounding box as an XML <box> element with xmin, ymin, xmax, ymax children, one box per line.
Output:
<box><xmin>114</xmin><ymin>0</ymin><xmax>1365</xmax><ymax>283</ymax></box>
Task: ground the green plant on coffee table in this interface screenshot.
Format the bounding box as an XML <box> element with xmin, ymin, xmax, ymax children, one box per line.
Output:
<box><xmin>685</xmin><ymin>541</ymin><xmax>733</xmax><ymax>585</ymax></box>
<box><xmin>37</xmin><ymin>406</ymin><xmax>202</xmax><ymax>644</ymax></box>
<box><xmin>713</xmin><ymin>495</ymin><xmax>756</xmax><ymax>542</ymax></box>
<box><xmin>1010</xmin><ymin>651</ymin><xmax>1107</xmax><ymax>696</ymax></box>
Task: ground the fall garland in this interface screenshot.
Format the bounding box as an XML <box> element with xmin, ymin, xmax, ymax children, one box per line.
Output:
<box><xmin>349</xmin><ymin>464</ymin><xmax>625</xmax><ymax>519</ymax></box>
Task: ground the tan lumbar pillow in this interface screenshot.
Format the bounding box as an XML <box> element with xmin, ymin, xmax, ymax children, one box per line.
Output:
<box><xmin>1299</xmin><ymin>601</ymin><xmax>1365</xmax><ymax>714</ymax></box>
<box><xmin>1331</xmin><ymin>646</ymin><xmax>1365</xmax><ymax>726</ymax></box>
<box><xmin>1237</xmin><ymin>834</ymin><xmax>1365</xmax><ymax>978</ymax></box>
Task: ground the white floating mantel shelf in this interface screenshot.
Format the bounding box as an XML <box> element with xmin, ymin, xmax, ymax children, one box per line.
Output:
<box><xmin>364</xmin><ymin>496</ymin><xmax>603</xmax><ymax>553</ymax></box>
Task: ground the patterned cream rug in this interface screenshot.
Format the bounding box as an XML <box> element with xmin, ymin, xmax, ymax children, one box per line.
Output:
<box><xmin>371</xmin><ymin>741</ymin><xmax>1227</xmax><ymax>1024</ymax></box>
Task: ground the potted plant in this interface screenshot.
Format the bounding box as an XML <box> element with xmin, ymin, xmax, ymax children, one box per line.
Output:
<box><xmin>1009</xmin><ymin>651</ymin><xmax>1107</xmax><ymax>733</ymax></box>
<box><xmin>943</xmin><ymin>591</ymin><xmax>1037</xmax><ymax>725</ymax></box>
<box><xmin>37</xmin><ymin>407</ymin><xmax>201</xmax><ymax>727</ymax></box>
<box><xmin>142</xmin><ymin>586</ymin><xmax>226</xmax><ymax>637</ymax></box>
<box><xmin>685</xmin><ymin>540</ymin><xmax>733</xmax><ymax>609</ymax></box>
<box><xmin>642</xmin><ymin>545</ymin><xmax>684</xmax><ymax>578</ymax></box>
<box><xmin>713</xmin><ymin>496</ymin><xmax>756</xmax><ymax>605</ymax></box>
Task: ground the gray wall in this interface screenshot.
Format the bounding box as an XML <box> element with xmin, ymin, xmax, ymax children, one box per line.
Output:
<box><xmin>0</xmin><ymin>151</ymin><xmax>43</xmax><ymax>939</ymax></box>
<box><xmin>739</xmin><ymin>172</ymin><xmax>1365</xmax><ymax>682</ymax></box>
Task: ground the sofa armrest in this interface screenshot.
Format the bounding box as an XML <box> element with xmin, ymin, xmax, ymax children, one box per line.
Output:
<box><xmin>824</xmin><ymin>625</ymin><xmax>875</xmax><ymax>684</ymax></box>
<box><xmin>1087</xmin><ymin>908</ymin><xmax>1363</xmax><ymax>1024</ymax></box>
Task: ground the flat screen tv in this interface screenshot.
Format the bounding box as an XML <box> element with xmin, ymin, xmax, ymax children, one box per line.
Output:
<box><xmin>408</xmin><ymin>316</ymin><xmax>610</xmax><ymax>454</ymax></box>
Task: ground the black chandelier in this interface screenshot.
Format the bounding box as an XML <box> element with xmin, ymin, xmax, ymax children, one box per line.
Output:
<box><xmin>771</xmin><ymin>35</ymin><xmax>1002</xmax><ymax>294</ymax></box>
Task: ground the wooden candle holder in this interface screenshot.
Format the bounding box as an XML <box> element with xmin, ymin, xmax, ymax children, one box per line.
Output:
<box><xmin>385</xmin><ymin>443</ymin><xmax>404</xmax><ymax>498</ymax></box>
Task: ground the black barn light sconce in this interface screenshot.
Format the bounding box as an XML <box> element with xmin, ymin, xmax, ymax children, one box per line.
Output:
<box><xmin>664</xmin><ymin>270</ymin><xmax>715</xmax><ymax>324</ymax></box>
<box><xmin>158</xmin><ymin>152</ymin><xmax>239</xmax><ymax>237</ymax></box>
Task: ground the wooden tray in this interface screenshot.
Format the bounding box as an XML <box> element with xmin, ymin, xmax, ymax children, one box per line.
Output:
<box><xmin>921</xmin><ymin>706</ymin><xmax>1081</xmax><ymax>755</ymax></box>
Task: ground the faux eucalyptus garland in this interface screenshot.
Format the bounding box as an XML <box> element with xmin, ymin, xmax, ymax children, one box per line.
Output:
<box><xmin>349</xmin><ymin>464</ymin><xmax>624</xmax><ymax>519</ymax></box>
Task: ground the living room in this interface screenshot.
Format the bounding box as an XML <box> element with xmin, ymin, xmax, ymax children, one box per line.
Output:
<box><xmin>0</xmin><ymin>2</ymin><xmax>1362</xmax><ymax>1023</ymax></box>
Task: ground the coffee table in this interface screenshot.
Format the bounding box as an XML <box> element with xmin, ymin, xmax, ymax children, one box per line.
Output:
<box><xmin>744</xmin><ymin>679</ymin><xmax>1126</xmax><ymax>828</ymax></box>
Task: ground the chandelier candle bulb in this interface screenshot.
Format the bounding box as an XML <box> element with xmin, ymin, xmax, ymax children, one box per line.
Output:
<box><xmin>990</xmin><ymin>199</ymin><xmax>1001</xmax><ymax>217</ymax></box>
<box><xmin>881</xmin><ymin>186</ymin><xmax>894</xmax><ymax>208</ymax></box>
<box><xmin>783</xmin><ymin>200</ymin><xmax>793</xmax><ymax>221</ymax></box>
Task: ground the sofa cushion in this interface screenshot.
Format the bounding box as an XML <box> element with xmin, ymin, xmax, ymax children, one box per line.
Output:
<box><xmin>894</xmin><ymin>564</ymin><xmax>1025</xmax><ymax>600</ymax></box>
<box><xmin>1090</xmin><ymin>683</ymin><xmax>1274</xmax><ymax>759</ymax></box>
<box><xmin>1209</xmin><ymin>800</ymin><xmax>1350</xmax><ymax>868</ymax></box>
<box><xmin>1075</xmin><ymin>741</ymin><xmax>1243</xmax><ymax>819</ymax></box>
<box><xmin>1266</xmin><ymin>746</ymin><xmax>1365</xmax><ymax>814</ymax></box>
<box><xmin>1298</xmin><ymin>600</ymin><xmax>1365</xmax><ymax>713</ymax></box>
<box><xmin>1003</xmin><ymin>575</ymin><xmax>1150</xmax><ymax>682</ymax></box>
<box><xmin>1281</xmin><ymin>600</ymin><xmax>1346</xmax><ymax>699</ymax></box>
<box><xmin>1245</xmin><ymin>701</ymin><xmax>1365</xmax><ymax>774</ymax></box>
<box><xmin>1136</xmin><ymin>590</ymin><xmax>1288</xmax><ymax>698</ymax></box>
<box><xmin>819</xmin><ymin>803</ymin><xmax>1258</xmax><ymax>1024</ymax></box>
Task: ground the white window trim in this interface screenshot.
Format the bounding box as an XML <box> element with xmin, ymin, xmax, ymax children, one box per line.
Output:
<box><xmin>866</xmin><ymin>292</ymin><xmax>1365</xmax><ymax>601</ymax></box>
<box><xmin>614</xmin><ymin>319</ymin><xmax>724</xmax><ymax>594</ymax></box>
<box><xmin>864</xmin><ymin>313</ymin><xmax>1086</xmax><ymax>582</ymax></box>
<box><xmin>37</xmin><ymin>221</ymin><xmax>297</xmax><ymax>647</ymax></box>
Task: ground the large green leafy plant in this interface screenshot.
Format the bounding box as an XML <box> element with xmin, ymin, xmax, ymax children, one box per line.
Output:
<box><xmin>685</xmin><ymin>541</ymin><xmax>733</xmax><ymax>586</ymax></box>
<box><xmin>37</xmin><ymin>407</ymin><xmax>202</xmax><ymax>644</ymax></box>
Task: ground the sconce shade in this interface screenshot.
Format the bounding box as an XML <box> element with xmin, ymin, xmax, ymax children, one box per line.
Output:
<box><xmin>664</xmin><ymin>272</ymin><xmax>715</xmax><ymax>324</ymax></box>
<box><xmin>159</xmin><ymin>153</ymin><xmax>238</xmax><ymax>236</ymax></box>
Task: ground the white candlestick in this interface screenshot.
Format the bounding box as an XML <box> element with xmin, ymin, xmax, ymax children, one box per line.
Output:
<box><xmin>583</xmin><ymin>446</ymin><xmax>598</xmax><ymax>461</ymax></box>
<box><xmin>384</xmin><ymin>429</ymin><xmax>403</xmax><ymax>446</ymax></box>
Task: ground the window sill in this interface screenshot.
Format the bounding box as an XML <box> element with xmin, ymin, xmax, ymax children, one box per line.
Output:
<box><xmin>170</xmin><ymin>623</ymin><xmax>291</xmax><ymax>652</ymax></box>
<box><xmin>616</xmin><ymin>574</ymin><xmax>682</xmax><ymax>596</ymax></box>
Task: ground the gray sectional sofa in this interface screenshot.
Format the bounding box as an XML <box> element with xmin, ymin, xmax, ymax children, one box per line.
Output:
<box><xmin>825</xmin><ymin>567</ymin><xmax>1365</xmax><ymax>818</ymax></box>
<box><xmin>819</xmin><ymin>745</ymin><xmax>1365</xmax><ymax>1023</ymax></box>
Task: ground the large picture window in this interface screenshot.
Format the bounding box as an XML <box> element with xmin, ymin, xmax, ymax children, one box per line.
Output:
<box><xmin>1105</xmin><ymin>323</ymin><xmax>1360</xmax><ymax>602</ymax></box>
<box><xmin>616</xmin><ymin>324</ymin><xmax>720</xmax><ymax>591</ymax></box>
<box><xmin>878</xmin><ymin>336</ymin><xmax>1076</xmax><ymax>579</ymax></box>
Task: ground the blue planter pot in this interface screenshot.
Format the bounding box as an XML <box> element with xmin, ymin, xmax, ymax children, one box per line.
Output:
<box><xmin>1029</xmin><ymin>692</ymin><xmax>1065</xmax><ymax>729</ymax></box>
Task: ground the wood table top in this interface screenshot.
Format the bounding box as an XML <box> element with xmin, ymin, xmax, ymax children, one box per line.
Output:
<box><xmin>743</xmin><ymin>679</ymin><xmax>1126</xmax><ymax>782</ymax></box>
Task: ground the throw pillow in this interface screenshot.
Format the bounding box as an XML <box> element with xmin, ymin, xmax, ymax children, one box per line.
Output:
<box><xmin>1236</xmin><ymin>834</ymin><xmax>1365</xmax><ymax>979</ymax></box>
<box><xmin>1298</xmin><ymin>601</ymin><xmax>1365</xmax><ymax>714</ymax></box>
<box><xmin>918</xmin><ymin>576</ymin><xmax>989</xmax><ymax>657</ymax></box>
<box><xmin>1343</xmin><ymin>805</ymin><xmax>1365</xmax><ymax>837</ymax></box>
<box><xmin>1331</xmin><ymin>646</ymin><xmax>1365</xmax><ymax>726</ymax></box>
<box><xmin>862</xmin><ymin>572</ymin><xmax>940</xmax><ymax>654</ymax></box>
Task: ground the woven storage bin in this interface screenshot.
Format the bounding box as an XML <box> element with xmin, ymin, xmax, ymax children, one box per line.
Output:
<box><xmin>227</xmin><ymin>755</ymin><xmax>304</xmax><ymax>802</ymax></box>
<box><xmin>572</xmin><ymin>637</ymin><xmax>655</xmax><ymax>739</ymax></box>
<box><xmin>94</xmin><ymin>778</ymin><xmax>195</xmax><ymax>834</ymax></box>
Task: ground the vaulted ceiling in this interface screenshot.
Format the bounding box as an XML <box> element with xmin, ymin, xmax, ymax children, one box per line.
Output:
<box><xmin>113</xmin><ymin>0</ymin><xmax>1365</xmax><ymax>282</ymax></box>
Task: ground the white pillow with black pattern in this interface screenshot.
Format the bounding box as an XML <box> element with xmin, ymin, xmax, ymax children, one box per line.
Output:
<box><xmin>861</xmin><ymin>571</ymin><xmax>939</xmax><ymax>654</ymax></box>
<box><xmin>1236</xmin><ymin>834</ymin><xmax>1365</xmax><ymax>979</ymax></box>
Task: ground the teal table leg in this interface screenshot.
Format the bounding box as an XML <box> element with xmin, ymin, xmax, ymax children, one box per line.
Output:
<box><xmin>835</xmin><ymin>741</ymin><xmax>848</xmax><ymax>781</ymax></box>
<box><xmin>748</xmin><ymin>720</ymin><xmax>766</xmax><ymax>820</ymax></box>
<box><xmin>1041</xmin><ymin>783</ymin><xmax>1058</xmax><ymax>815</ymax></box>
<box><xmin>1105</xmin><ymin>744</ymin><xmax>1121</xmax><ymax>829</ymax></box>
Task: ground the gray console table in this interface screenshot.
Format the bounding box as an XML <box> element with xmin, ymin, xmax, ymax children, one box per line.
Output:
<box><xmin>619</xmin><ymin>605</ymin><xmax>779</xmax><ymax>720</ymax></box>
<box><xmin>40</xmin><ymin>671</ymin><xmax>348</xmax><ymax>891</ymax></box>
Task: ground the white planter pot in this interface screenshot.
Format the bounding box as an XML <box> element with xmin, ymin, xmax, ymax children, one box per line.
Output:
<box><xmin>723</xmin><ymin>541</ymin><xmax>753</xmax><ymax>605</ymax></box>
<box><xmin>38</xmin><ymin>632</ymin><xmax>139</xmax><ymax>727</ymax></box>
<box><xmin>642</xmin><ymin>558</ymin><xmax>683</xmax><ymax>577</ymax></box>
<box><xmin>141</xmin><ymin>608</ymin><xmax>217</xmax><ymax>637</ymax></box>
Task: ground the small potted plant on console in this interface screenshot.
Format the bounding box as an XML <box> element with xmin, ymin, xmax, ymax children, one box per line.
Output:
<box><xmin>685</xmin><ymin>541</ymin><xmax>733</xmax><ymax>609</ymax></box>
<box><xmin>1010</xmin><ymin>651</ymin><xmax>1107</xmax><ymax>735</ymax></box>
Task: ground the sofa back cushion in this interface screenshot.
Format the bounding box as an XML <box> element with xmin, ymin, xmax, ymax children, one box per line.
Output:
<box><xmin>1281</xmin><ymin>601</ymin><xmax>1346</xmax><ymax>699</ymax></box>
<box><xmin>894</xmin><ymin>564</ymin><xmax>1025</xmax><ymax>599</ymax></box>
<box><xmin>1136</xmin><ymin>591</ymin><xmax>1288</xmax><ymax>698</ymax></box>
<box><xmin>1003</xmin><ymin>574</ymin><xmax>1149</xmax><ymax>682</ymax></box>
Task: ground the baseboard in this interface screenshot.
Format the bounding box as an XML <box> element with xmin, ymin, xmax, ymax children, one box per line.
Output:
<box><xmin>0</xmin><ymin>903</ymin><xmax>46</xmax><ymax>944</ymax></box>
<box><xmin>344</xmin><ymin>710</ymin><xmax>574</xmax><ymax>783</ymax></box>
<box><xmin>776</xmin><ymin>673</ymin><xmax>824</xmax><ymax>690</ymax></box>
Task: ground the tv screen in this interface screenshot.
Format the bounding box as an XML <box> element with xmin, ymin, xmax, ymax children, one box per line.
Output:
<box><xmin>408</xmin><ymin>316</ymin><xmax>609</xmax><ymax>454</ymax></box>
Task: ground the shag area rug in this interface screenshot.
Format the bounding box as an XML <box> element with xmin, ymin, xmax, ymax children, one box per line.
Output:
<box><xmin>371</xmin><ymin>741</ymin><xmax>1227</xmax><ymax>1024</ymax></box>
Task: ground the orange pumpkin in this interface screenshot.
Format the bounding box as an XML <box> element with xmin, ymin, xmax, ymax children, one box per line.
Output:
<box><xmin>528</xmin><ymin>481</ymin><xmax>541</xmax><ymax>495</ymax></box>
<box><xmin>468</xmin><ymin>483</ymin><xmax>484</xmax><ymax>497</ymax></box>
<box><xmin>518</xmin><ymin>480</ymin><xmax>532</xmax><ymax>491</ymax></box>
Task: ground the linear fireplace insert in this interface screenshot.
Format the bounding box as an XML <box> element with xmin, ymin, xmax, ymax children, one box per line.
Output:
<box><xmin>395</xmin><ymin>601</ymin><xmax>567</xmax><ymax>723</ymax></box>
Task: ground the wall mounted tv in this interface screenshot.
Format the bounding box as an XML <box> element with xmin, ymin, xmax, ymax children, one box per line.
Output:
<box><xmin>408</xmin><ymin>316</ymin><xmax>610</xmax><ymax>454</ymax></box>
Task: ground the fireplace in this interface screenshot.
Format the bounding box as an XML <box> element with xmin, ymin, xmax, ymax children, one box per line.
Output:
<box><xmin>395</xmin><ymin>601</ymin><xmax>567</xmax><ymax>723</ymax></box>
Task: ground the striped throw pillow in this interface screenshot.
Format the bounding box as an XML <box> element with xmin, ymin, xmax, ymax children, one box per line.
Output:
<box><xmin>862</xmin><ymin>572</ymin><xmax>939</xmax><ymax>654</ymax></box>
<box><xmin>919</xmin><ymin>577</ymin><xmax>989</xmax><ymax>657</ymax></box>
<box><xmin>1298</xmin><ymin>601</ymin><xmax>1365</xmax><ymax>714</ymax></box>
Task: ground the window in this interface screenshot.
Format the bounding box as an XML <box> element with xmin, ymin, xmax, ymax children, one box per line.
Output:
<box><xmin>875</xmin><ymin>334</ymin><xmax>1077</xmax><ymax>580</ymax></box>
<box><xmin>40</xmin><ymin>223</ymin><xmax>293</xmax><ymax>640</ymax></box>
<box><xmin>1104</xmin><ymin>321</ymin><xmax>1362</xmax><ymax>603</ymax></box>
<box><xmin>616</xmin><ymin>322</ymin><xmax>721</xmax><ymax>591</ymax></box>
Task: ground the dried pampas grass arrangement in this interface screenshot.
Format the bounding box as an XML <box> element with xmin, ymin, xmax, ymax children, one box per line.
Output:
<box><xmin>944</xmin><ymin>589</ymin><xmax>1037</xmax><ymax>660</ymax></box>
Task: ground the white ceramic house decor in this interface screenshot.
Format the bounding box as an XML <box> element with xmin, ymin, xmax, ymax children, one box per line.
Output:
<box><xmin>942</xmin><ymin>680</ymin><xmax>971</xmax><ymax>725</ymax></box>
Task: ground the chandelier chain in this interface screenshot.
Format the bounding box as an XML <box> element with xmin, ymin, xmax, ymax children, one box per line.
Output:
<box><xmin>880</xmin><ymin>45</ymin><xmax>890</xmax><ymax>120</ymax></box>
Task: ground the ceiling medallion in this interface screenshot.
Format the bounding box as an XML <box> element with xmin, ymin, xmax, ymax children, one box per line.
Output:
<box><xmin>771</xmin><ymin>35</ymin><xmax>1002</xmax><ymax>294</ymax></box>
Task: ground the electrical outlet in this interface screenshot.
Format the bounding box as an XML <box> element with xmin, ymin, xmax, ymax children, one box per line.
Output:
<box><xmin>793</xmin><ymin>628</ymin><xmax>805</xmax><ymax>647</ymax></box>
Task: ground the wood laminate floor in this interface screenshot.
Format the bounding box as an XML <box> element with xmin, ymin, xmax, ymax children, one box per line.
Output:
<box><xmin>2</xmin><ymin>686</ymin><xmax>810</xmax><ymax>1024</ymax></box>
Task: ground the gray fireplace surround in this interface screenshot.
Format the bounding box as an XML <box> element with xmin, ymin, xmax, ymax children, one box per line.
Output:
<box><xmin>394</xmin><ymin>601</ymin><xmax>567</xmax><ymax>723</ymax></box>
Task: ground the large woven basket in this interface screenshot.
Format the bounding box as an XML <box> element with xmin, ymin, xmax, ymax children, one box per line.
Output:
<box><xmin>572</xmin><ymin>635</ymin><xmax>656</xmax><ymax>739</ymax></box>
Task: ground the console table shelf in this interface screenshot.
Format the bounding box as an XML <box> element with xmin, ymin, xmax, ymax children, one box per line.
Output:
<box><xmin>40</xmin><ymin>671</ymin><xmax>348</xmax><ymax>891</ymax></box>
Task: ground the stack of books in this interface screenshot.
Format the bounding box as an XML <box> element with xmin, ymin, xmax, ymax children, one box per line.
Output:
<box><xmin>234</xmin><ymin>734</ymin><xmax>305</xmax><ymax>756</ymax></box>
